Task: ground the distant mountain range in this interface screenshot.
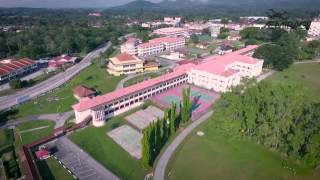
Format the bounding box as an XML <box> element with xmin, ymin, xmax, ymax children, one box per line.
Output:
<box><xmin>110</xmin><ymin>0</ymin><xmax>320</xmax><ymax>10</ymax></box>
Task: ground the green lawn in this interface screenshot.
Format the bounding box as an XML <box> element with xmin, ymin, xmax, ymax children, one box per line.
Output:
<box><xmin>69</xmin><ymin>108</ymin><xmax>147</xmax><ymax>180</ymax></box>
<box><xmin>124</xmin><ymin>72</ymin><xmax>164</xmax><ymax>87</ymax></box>
<box><xmin>12</xmin><ymin>59</ymin><xmax>124</xmax><ymax>118</ymax></box>
<box><xmin>167</xmin><ymin>121</ymin><xmax>320</xmax><ymax>180</ymax></box>
<box><xmin>16</xmin><ymin>120</ymin><xmax>55</xmax><ymax>145</ymax></box>
<box><xmin>265</xmin><ymin>63</ymin><xmax>320</xmax><ymax>102</ymax></box>
<box><xmin>167</xmin><ymin>63</ymin><xmax>320</xmax><ymax>180</ymax></box>
<box><xmin>37</xmin><ymin>157</ymin><xmax>74</xmax><ymax>180</ymax></box>
<box><xmin>0</xmin><ymin>129</ymin><xmax>14</xmax><ymax>148</ymax></box>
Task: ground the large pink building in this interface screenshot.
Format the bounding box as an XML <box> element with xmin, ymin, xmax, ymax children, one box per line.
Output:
<box><xmin>73</xmin><ymin>45</ymin><xmax>263</xmax><ymax>126</ymax></box>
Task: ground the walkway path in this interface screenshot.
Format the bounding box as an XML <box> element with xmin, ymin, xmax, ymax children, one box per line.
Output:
<box><xmin>153</xmin><ymin>110</ymin><xmax>213</xmax><ymax>180</ymax></box>
<box><xmin>55</xmin><ymin>137</ymin><xmax>120</xmax><ymax>180</ymax></box>
<box><xmin>0</xmin><ymin>111</ymin><xmax>74</xmax><ymax>129</ymax></box>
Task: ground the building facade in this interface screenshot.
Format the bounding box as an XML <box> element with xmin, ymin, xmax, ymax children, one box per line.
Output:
<box><xmin>308</xmin><ymin>18</ymin><xmax>320</xmax><ymax>37</ymax></box>
<box><xmin>120</xmin><ymin>37</ymin><xmax>140</xmax><ymax>55</ymax></box>
<box><xmin>153</xmin><ymin>27</ymin><xmax>189</xmax><ymax>37</ymax></box>
<box><xmin>136</xmin><ymin>37</ymin><xmax>185</xmax><ymax>57</ymax></box>
<box><xmin>107</xmin><ymin>53</ymin><xmax>144</xmax><ymax>76</ymax></box>
<box><xmin>0</xmin><ymin>58</ymin><xmax>38</xmax><ymax>83</ymax></box>
<box><xmin>73</xmin><ymin>45</ymin><xmax>263</xmax><ymax>126</ymax></box>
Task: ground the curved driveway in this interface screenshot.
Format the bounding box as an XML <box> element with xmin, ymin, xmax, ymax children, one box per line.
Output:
<box><xmin>153</xmin><ymin>110</ymin><xmax>213</xmax><ymax>180</ymax></box>
<box><xmin>0</xmin><ymin>42</ymin><xmax>112</xmax><ymax>111</ymax></box>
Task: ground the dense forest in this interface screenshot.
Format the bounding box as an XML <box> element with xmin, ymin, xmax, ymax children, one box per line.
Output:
<box><xmin>211</xmin><ymin>81</ymin><xmax>320</xmax><ymax>167</ymax></box>
<box><xmin>0</xmin><ymin>10</ymin><xmax>130</xmax><ymax>59</ymax></box>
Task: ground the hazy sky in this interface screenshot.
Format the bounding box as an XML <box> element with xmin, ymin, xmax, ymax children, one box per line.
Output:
<box><xmin>0</xmin><ymin>0</ymin><xmax>163</xmax><ymax>8</ymax></box>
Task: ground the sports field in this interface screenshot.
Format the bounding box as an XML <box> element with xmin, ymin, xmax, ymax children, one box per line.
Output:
<box><xmin>152</xmin><ymin>84</ymin><xmax>220</xmax><ymax>118</ymax></box>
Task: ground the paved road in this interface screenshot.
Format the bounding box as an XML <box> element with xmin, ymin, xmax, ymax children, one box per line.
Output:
<box><xmin>153</xmin><ymin>110</ymin><xmax>213</xmax><ymax>180</ymax></box>
<box><xmin>0</xmin><ymin>111</ymin><xmax>74</xmax><ymax>129</ymax></box>
<box><xmin>0</xmin><ymin>69</ymin><xmax>46</xmax><ymax>92</ymax></box>
<box><xmin>55</xmin><ymin>137</ymin><xmax>119</xmax><ymax>180</ymax></box>
<box><xmin>294</xmin><ymin>59</ymin><xmax>320</xmax><ymax>64</ymax></box>
<box><xmin>0</xmin><ymin>42</ymin><xmax>112</xmax><ymax>111</ymax></box>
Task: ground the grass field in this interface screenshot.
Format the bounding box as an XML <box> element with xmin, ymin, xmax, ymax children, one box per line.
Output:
<box><xmin>12</xmin><ymin>59</ymin><xmax>124</xmax><ymax>118</ymax></box>
<box><xmin>0</xmin><ymin>129</ymin><xmax>21</xmax><ymax>179</ymax></box>
<box><xmin>37</xmin><ymin>157</ymin><xmax>74</xmax><ymax>180</ymax></box>
<box><xmin>15</xmin><ymin>120</ymin><xmax>55</xmax><ymax>145</ymax></box>
<box><xmin>167</xmin><ymin>121</ymin><xmax>320</xmax><ymax>180</ymax></box>
<box><xmin>266</xmin><ymin>63</ymin><xmax>320</xmax><ymax>101</ymax></box>
<box><xmin>69</xmin><ymin>108</ymin><xmax>147</xmax><ymax>180</ymax></box>
<box><xmin>167</xmin><ymin>63</ymin><xmax>320</xmax><ymax>180</ymax></box>
<box><xmin>124</xmin><ymin>72</ymin><xmax>163</xmax><ymax>87</ymax></box>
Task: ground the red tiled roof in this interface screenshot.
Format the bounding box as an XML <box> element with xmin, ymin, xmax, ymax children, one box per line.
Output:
<box><xmin>35</xmin><ymin>150</ymin><xmax>50</xmax><ymax>159</ymax></box>
<box><xmin>138</xmin><ymin>41</ymin><xmax>163</xmax><ymax>48</ymax></box>
<box><xmin>116</xmin><ymin>53</ymin><xmax>136</xmax><ymax>61</ymax></box>
<box><xmin>73</xmin><ymin>85</ymin><xmax>95</xmax><ymax>98</ymax></box>
<box><xmin>73</xmin><ymin>46</ymin><xmax>261</xmax><ymax>112</ymax></box>
<box><xmin>73</xmin><ymin>66</ymin><xmax>190</xmax><ymax>112</ymax></box>
<box><xmin>0</xmin><ymin>58</ymin><xmax>36</xmax><ymax>76</ymax></box>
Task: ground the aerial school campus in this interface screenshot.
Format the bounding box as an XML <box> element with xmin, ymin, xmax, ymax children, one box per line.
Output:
<box><xmin>1</xmin><ymin>2</ymin><xmax>320</xmax><ymax>180</ymax></box>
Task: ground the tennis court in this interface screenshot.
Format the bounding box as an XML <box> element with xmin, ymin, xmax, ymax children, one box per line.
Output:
<box><xmin>125</xmin><ymin>106</ymin><xmax>164</xmax><ymax>131</ymax></box>
<box><xmin>152</xmin><ymin>84</ymin><xmax>220</xmax><ymax>118</ymax></box>
<box><xmin>107</xmin><ymin>125</ymin><xmax>142</xmax><ymax>159</ymax></box>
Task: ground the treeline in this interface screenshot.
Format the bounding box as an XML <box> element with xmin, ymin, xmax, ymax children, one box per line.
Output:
<box><xmin>240</xmin><ymin>10</ymin><xmax>320</xmax><ymax>71</ymax></box>
<box><xmin>211</xmin><ymin>81</ymin><xmax>320</xmax><ymax>167</ymax></box>
<box><xmin>142</xmin><ymin>88</ymin><xmax>192</xmax><ymax>168</ymax></box>
<box><xmin>0</xmin><ymin>11</ymin><xmax>130</xmax><ymax>59</ymax></box>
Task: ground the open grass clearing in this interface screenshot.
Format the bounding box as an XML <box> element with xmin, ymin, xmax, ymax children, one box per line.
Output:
<box><xmin>11</xmin><ymin>59</ymin><xmax>124</xmax><ymax>119</ymax></box>
<box><xmin>265</xmin><ymin>63</ymin><xmax>320</xmax><ymax>102</ymax></box>
<box><xmin>15</xmin><ymin>120</ymin><xmax>55</xmax><ymax>145</ymax></box>
<box><xmin>167</xmin><ymin>120</ymin><xmax>320</xmax><ymax>180</ymax></box>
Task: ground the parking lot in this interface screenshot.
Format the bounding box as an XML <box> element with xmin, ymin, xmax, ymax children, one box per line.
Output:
<box><xmin>54</xmin><ymin>137</ymin><xmax>119</xmax><ymax>180</ymax></box>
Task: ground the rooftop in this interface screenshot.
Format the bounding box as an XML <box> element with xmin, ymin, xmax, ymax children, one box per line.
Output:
<box><xmin>0</xmin><ymin>58</ymin><xmax>35</xmax><ymax>76</ymax></box>
<box><xmin>73</xmin><ymin>85</ymin><xmax>96</xmax><ymax>98</ymax></box>
<box><xmin>73</xmin><ymin>45</ymin><xmax>261</xmax><ymax>112</ymax></box>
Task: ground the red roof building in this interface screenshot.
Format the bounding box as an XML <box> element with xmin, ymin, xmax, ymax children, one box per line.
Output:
<box><xmin>35</xmin><ymin>149</ymin><xmax>50</xmax><ymax>160</ymax></box>
<box><xmin>0</xmin><ymin>58</ymin><xmax>38</xmax><ymax>83</ymax></box>
<box><xmin>73</xmin><ymin>85</ymin><xmax>96</xmax><ymax>100</ymax></box>
<box><xmin>48</xmin><ymin>55</ymin><xmax>77</xmax><ymax>69</ymax></box>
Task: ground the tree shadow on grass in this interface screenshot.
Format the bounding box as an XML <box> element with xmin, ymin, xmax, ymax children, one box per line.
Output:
<box><xmin>0</xmin><ymin>109</ymin><xmax>19</xmax><ymax>126</ymax></box>
<box><xmin>36</xmin><ymin>159</ymin><xmax>55</xmax><ymax>180</ymax></box>
<box><xmin>111</xmin><ymin>122</ymin><xmax>120</xmax><ymax>129</ymax></box>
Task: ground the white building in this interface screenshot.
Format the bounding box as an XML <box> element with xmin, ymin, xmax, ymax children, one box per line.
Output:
<box><xmin>164</xmin><ymin>17</ymin><xmax>181</xmax><ymax>26</ymax></box>
<box><xmin>149</xmin><ymin>37</ymin><xmax>185</xmax><ymax>51</ymax></box>
<box><xmin>121</xmin><ymin>37</ymin><xmax>186</xmax><ymax>57</ymax></box>
<box><xmin>137</xmin><ymin>42</ymin><xmax>165</xmax><ymax>57</ymax></box>
<box><xmin>308</xmin><ymin>18</ymin><xmax>320</xmax><ymax>37</ymax></box>
<box><xmin>153</xmin><ymin>27</ymin><xmax>189</xmax><ymax>38</ymax></box>
<box><xmin>73</xmin><ymin>45</ymin><xmax>263</xmax><ymax>126</ymax></box>
<box><xmin>120</xmin><ymin>37</ymin><xmax>140</xmax><ymax>55</ymax></box>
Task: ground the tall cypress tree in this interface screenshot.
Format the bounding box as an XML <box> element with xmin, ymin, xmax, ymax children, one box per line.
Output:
<box><xmin>170</xmin><ymin>103</ymin><xmax>177</xmax><ymax>133</ymax></box>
